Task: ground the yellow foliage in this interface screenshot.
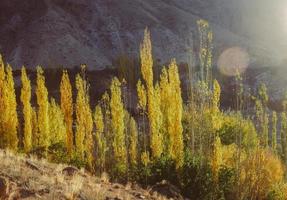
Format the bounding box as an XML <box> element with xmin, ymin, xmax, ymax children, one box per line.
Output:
<box><xmin>149</xmin><ymin>83</ymin><xmax>164</xmax><ymax>159</ymax></box>
<box><xmin>211</xmin><ymin>136</ymin><xmax>222</xmax><ymax>183</ymax></box>
<box><xmin>140</xmin><ymin>28</ymin><xmax>153</xmax><ymax>89</ymax></box>
<box><xmin>136</xmin><ymin>80</ymin><xmax>147</xmax><ymax>111</ymax></box>
<box><xmin>60</xmin><ymin>70</ymin><xmax>73</xmax><ymax>155</ymax></box>
<box><xmin>167</xmin><ymin>60</ymin><xmax>184</xmax><ymax>168</ymax></box>
<box><xmin>75</xmin><ymin>74</ymin><xmax>94</xmax><ymax>169</ymax></box>
<box><xmin>141</xmin><ymin>151</ymin><xmax>150</xmax><ymax>167</ymax></box>
<box><xmin>129</xmin><ymin>117</ymin><xmax>138</xmax><ymax>166</ymax></box>
<box><xmin>0</xmin><ymin>62</ymin><xmax>19</xmax><ymax>150</ymax></box>
<box><xmin>49</xmin><ymin>98</ymin><xmax>66</xmax><ymax>145</ymax></box>
<box><xmin>110</xmin><ymin>77</ymin><xmax>127</xmax><ymax>172</ymax></box>
<box><xmin>36</xmin><ymin>67</ymin><xmax>50</xmax><ymax>149</ymax></box>
<box><xmin>21</xmin><ymin>67</ymin><xmax>32</xmax><ymax>152</ymax></box>
<box><xmin>94</xmin><ymin>105</ymin><xmax>106</xmax><ymax>172</ymax></box>
<box><xmin>139</xmin><ymin>28</ymin><xmax>163</xmax><ymax>159</ymax></box>
<box><xmin>239</xmin><ymin>149</ymin><xmax>284</xmax><ymax>199</ymax></box>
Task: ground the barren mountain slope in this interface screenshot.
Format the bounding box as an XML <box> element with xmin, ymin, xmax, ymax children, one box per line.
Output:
<box><xmin>0</xmin><ymin>0</ymin><xmax>283</xmax><ymax>69</ymax></box>
<box><xmin>1</xmin><ymin>0</ymin><xmax>287</xmax><ymax>102</ymax></box>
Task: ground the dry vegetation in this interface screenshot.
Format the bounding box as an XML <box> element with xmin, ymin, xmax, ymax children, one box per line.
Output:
<box><xmin>0</xmin><ymin>150</ymin><xmax>175</xmax><ymax>200</ymax></box>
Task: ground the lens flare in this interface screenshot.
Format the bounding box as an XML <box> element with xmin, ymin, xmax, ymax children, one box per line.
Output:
<box><xmin>217</xmin><ymin>47</ymin><xmax>250</xmax><ymax>76</ymax></box>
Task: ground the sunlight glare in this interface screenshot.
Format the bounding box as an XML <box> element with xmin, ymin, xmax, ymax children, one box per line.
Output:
<box><xmin>217</xmin><ymin>47</ymin><xmax>250</xmax><ymax>76</ymax></box>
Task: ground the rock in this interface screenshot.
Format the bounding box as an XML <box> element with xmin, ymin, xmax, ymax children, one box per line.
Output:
<box><xmin>0</xmin><ymin>176</ymin><xmax>8</xmax><ymax>198</ymax></box>
<box><xmin>149</xmin><ymin>180</ymin><xmax>184</xmax><ymax>200</ymax></box>
<box><xmin>62</xmin><ymin>166</ymin><xmax>79</xmax><ymax>176</ymax></box>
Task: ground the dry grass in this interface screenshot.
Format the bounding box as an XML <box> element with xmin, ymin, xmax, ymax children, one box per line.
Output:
<box><xmin>0</xmin><ymin>149</ymin><xmax>170</xmax><ymax>200</ymax></box>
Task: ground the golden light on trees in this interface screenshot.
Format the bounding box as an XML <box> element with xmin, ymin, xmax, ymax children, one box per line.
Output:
<box><xmin>36</xmin><ymin>67</ymin><xmax>50</xmax><ymax>150</ymax></box>
<box><xmin>60</xmin><ymin>70</ymin><xmax>73</xmax><ymax>155</ymax></box>
<box><xmin>110</xmin><ymin>77</ymin><xmax>127</xmax><ymax>173</ymax></box>
<box><xmin>21</xmin><ymin>67</ymin><xmax>32</xmax><ymax>152</ymax></box>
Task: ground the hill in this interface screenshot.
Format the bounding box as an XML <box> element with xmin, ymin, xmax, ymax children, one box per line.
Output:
<box><xmin>0</xmin><ymin>150</ymin><xmax>181</xmax><ymax>200</ymax></box>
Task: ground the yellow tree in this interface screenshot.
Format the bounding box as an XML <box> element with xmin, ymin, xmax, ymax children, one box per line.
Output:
<box><xmin>197</xmin><ymin>19</ymin><xmax>213</xmax><ymax>86</ymax></box>
<box><xmin>75</xmin><ymin>73</ymin><xmax>94</xmax><ymax>169</ymax></box>
<box><xmin>94</xmin><ymin>105</ymin><xmax>106</xmax><ymax>173</ymax></box>
<box><xmin>0</xmin><ymin>56</ymin><xmax>5</xmax><ymax>148</ymax></box>
<box><xmin>1</xmin><ymin>64</ymin><xmax>19</xmax><ymax>150</ymax></box>
<box><xmin>271</xmin><ymin>111</ymin><xmax>277</xmax><ymax>152</ymax></box>
<box><xmin>159</xmin><ymin>67</ymin><xmax>170</xmax><ymax>149</ymax></box>
<box><xmin>211</xmin><ymin>136</ymin><xmax>222</xmax><ymax>184</ymax></box>
<box><xmin>21</xmin><ymin>67</ymin><xmax>32</xmax><ymax>152</ymax></box>
<box><xmin>36</xmin><ymin>67</ymin><xmax>50</xmax><ymax>149</ymax></box>
<box><xmin>129</xmin><ymin>116</ymin><xmax>138</xmax><ymax>167</ymax></box>
<box><xmin>139</xmin><ymin>28</ymin><xmax>163</xmax><ymax>158</ymax></box>
<box><xmin>49</xmin><ymin>98</ymin><xmax>66</xmax><ymax>145</ymax></box>
<box><xmin>281</xmin><ymin>113</ymin><xmax>287</xmax><ymax>164</ymax></box>
<box><xmin>60</xmin><ymin>70</ymin><xmax>73</xmax><ymax>155</ymax></box>
<box><xmin>110</xmin><ymin>77</ymin><xmax>127</xmax><ymax>173</ymax></box>
<box><xmin>167</xmin><ymin>59</ymin><xmax>184</xmax><ymax>168</ymax></box>
<box><xmin>31</xmin><ymin>107</ymin><xmax>38</xmax><ymax>147</ymax></box>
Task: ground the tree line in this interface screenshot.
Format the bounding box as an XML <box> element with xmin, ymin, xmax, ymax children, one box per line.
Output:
<box><xmin>0</xmin><ymin>21</ymin><xmax>287</xmax><ymax>199</ymax></box>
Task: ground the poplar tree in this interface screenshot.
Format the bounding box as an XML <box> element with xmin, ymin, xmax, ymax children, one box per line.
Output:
<box><xmin>129</xmin><ymin>117</ymin><xmax>138</xmax><ymax>167</ymax></box>
<box><xmin>94</xmin><ymin>105</ymin><xmax>106</xmax><ymax>173</ymax></box>
<box><xmin>110</xmin><ymin>77</ymin><xmax>127</xmax><ymax>173</ymax></box>
<box><xmin>281</xmin><ymin>113</ymin><xmax>287</xmax><ymax>164</ymax></box>
<box><xmin>139</xmin><ymin>28</ymin><xmax>163</xmax><ymax>158</ymax></box>
<box><xmin>75</xmin><ymin>73</ymin><xmax>94</xmax><ymax>169</ymax></box>
<box><xmin>159</xmin><ymin>67</ymin><xmax>170</xmax><ymax>149</ymax></box>
<box><xmin>49</xmin><ymin>98</ymin><xmax>66</xmax><ymax>145</ymax></box>
<box><xmin>197</xmin><ymin>19</ymin><xmax>213</xmax><ymax>87</ymax></box>
<box><xmin>137</xmin><ymin>80</ymin><xmax>147</xmax><ymax>112</ymax></box>
<box><xmin>21</xmin><ymin>67</ymin><xmax>32</xmax><ymax>152</ymax></box>
<box><xmin>36</xmin><ymin>67</ymin><xmax>50</xmax><ymax>149</ymax></box>
<box><xmin>167</xmin><ymin>59</ymin><xmax>184</xmax><ymax>168</ymax></box>
<box><xmin>60</xmin><ymin>70</ymin><xmax>73</xmax><ymax>155</ymax></box>
<box><xmin>211</xmin><ymin>136</ymin><xmax>222</xmax><ymax>183</ymax></box>
<box><xmin>0</xmin><ymin>56</ymin><xmax>5</xmax><ymax>148</ymax></box>
<box><xmin>257</xmin><ymin>83</ymin><xmax>269</xmax><ymax>147</ymax></box>
<box><xmin>272</xmin><ymin>111</ymin><xmax>277</xmax><ymax>152</ymax></box>
<box><xmin>3</xmin><ymin>65</ymin><xmax>18</xmax><ymax>150</ymax></box>
<box><xmin>31</xmin><ymin>107</ymin><xmax>38</xmax><ymax>147</ymax></box>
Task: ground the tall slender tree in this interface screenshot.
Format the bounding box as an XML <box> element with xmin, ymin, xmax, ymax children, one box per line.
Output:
<box><xmin>271</xmin><ymin>111</ymin><xmax>278</xmax><ymax>152</ymax></box>
<box><xmin>21</xmin><ymin>67</ymin><xmax>32</xmax><ymax>152</ymax></box>
<box><xmin>129</xmin><ymin>116</ymin><xmax>138</xmax><ymax>167</ymax></box>
<box><xmin>94</xmin><ymin>105</ymin><xmax>106</xmax><ymax>173</ymax></box>
<box><xmin>49</xmin><ymin>98</ymin><xmax>66</xmax><ymax>145</ymax></box>
<box><xmin>2</xmin><ymin>65</ymin><xmax>19</xmax><ymax>150</ymax></box>
<box><xmin>281</xmin><ymin>113</ymin><xmax>287</xmax><ymax>164</ymax></box>
<box><xmin>36</xmin><ymin>67</ymin><xmax>50</xmax><ymax>150</ymax></box>
<box><xmin>60</xmin><ymin>70</ymin><xmax>73</xmax><ymax>155</ymax></box>
<box><xmin>110</xmin><ymin>77</ymin><xmax>127</xmax><ymax>173</ymax></box>
<box><xmin>139</xmin><ymin>28</ymin><xmax>163</xmax><ymax>158</ymax></box>
<box><xmin>75</xmin><ymin>73</ymin><xmax>94</xmax><ymax>169</ymax></box>
<box><xmin>167</xmin><ymin>59</ymin><xmax>184</xmax><ymax>168</ymax></box>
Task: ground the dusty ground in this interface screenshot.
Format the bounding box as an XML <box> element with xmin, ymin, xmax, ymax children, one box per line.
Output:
<box><xmin>0</xmin><ymin>150</ymin><xmax>180</xmax><ymax>200</ymax></box>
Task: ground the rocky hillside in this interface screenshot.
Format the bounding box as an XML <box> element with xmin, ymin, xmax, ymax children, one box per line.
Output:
<box><xmin>0</xmin><ymin>0</ymin><xmax>286</xmax><ymax>69</ymax></box>
<box><xmin>0</xmin><ymin>150</ymin><xmax>184</xmax><ymax>200</ymax></box>
<box><xmin>1</xmin><ymin>0</ymin><xmax>287</xmax><ymax>101</ymax></box>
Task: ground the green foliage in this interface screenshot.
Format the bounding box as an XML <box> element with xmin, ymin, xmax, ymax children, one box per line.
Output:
<box><xmin>267</xmin><ymin>183</ymin><xmax>287</xmax><ymax>200</ymax></box>
<box><xmin>218</xmin><ymin>112</ymin><xmax>258</xmax><ymax>151</ymax></box>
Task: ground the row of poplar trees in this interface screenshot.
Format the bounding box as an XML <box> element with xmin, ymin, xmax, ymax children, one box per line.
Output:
<box><xmin>0</xmin><ymin>21</ymin><xmax>287</xmax><ymax>199</ymax></box>
<box><xmin>0</xmin><ymin>28</ymin><xmax>185</xmax><ymax>174</ymax></box>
